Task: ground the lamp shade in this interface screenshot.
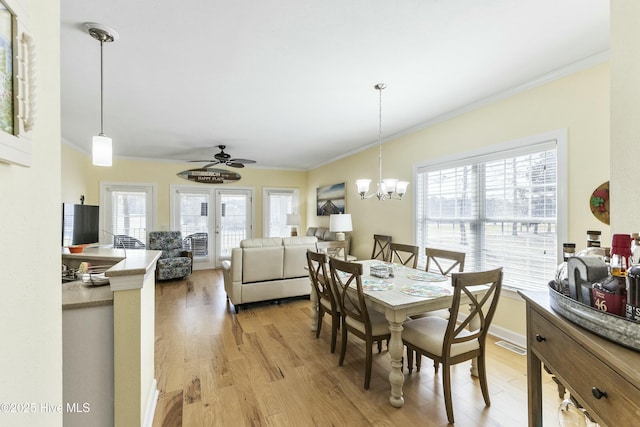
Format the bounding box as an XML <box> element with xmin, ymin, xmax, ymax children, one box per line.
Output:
<box><xmin>92</xmin><ymin>135</ymin><xmax>112</xmax><ymax>166</ymax></box>
<box><xmin>286</xmin><ymin>213</ymin><xmax>300</xmax><ymax>226</ymax></box>
<box><xmin>329</xmin><ymin>214</ymin><xmax>352</xmax><ymax>232</ymax></box>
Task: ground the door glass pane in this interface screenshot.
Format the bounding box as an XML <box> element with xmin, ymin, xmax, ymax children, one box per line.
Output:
<box><xmin>219</xmin><ymin>193</ymin><xmax>248</xmax><ymax>258</ymax></box>
<box><xmin>179</xmin><ymin>193</ymin><xmax>209</xmax><ymax>257</ymax></box>
<box><xmin>110</xmin><ymin>190</ymin><xmax>147</xmax><ymax>248</ymax></box>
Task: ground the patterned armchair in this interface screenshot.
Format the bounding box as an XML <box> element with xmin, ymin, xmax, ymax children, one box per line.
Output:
<box><xmin>148</xmin><ymin>231</ymin><xmax>193</xmax><ymax>281</ymax></box>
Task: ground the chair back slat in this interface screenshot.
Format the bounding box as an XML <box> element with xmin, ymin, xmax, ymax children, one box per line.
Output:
<box><xmin>306</xmin><ymin>250</ymin><xmax>337</xmax><ymax>311</ymax></box>
<box><xmin>329</xmin><ymin>258</ymin><xmax>369</xmax><ymax>330</ymax></box>
<box><xmin>371</xmin><ymin>234</ymin><xmax>392</xmax><ymax>261</ymax></box>
<box><xmin>316</xmin><ymin>240</ymin><xmax>350</xmax><ymax>261</ymax></box>
<box><xmin>425</xmin><ymin>247</ymin><xmax>466</xmax><ymax>276</ymax></box>
<box><xmin>390</xmin><ymin>243</ymin><xmax>419</xmax><ymax>268</ymax></box>
<box><xmin>444</xmin><ymin>268</ymin><xmax>503</xmax><ymax>351</ymax></box>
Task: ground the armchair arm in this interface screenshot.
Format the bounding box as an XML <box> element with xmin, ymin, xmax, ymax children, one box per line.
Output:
<box><xmin>181</xmin><ymin>250</ymin><xmax>193</xmax><ymax>273</ymax></box>
<box><xmin>222</xmin><ymin>247</ymin><xmax>243</xmax><ymax>304</ymax></box>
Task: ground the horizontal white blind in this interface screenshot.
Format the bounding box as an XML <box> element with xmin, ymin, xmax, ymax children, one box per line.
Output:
<box><xmin>416</xmin><ymin>140</ymin><xmax>558</xmax><ymax>291</ymax></box>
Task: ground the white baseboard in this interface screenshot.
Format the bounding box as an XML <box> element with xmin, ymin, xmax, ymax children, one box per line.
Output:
<box><xmin>143</xmin><ymin>378</ymin><xmax>159</xmax><ymax>427</ymax></box>
<box><xmin>489</xmin><ymin>324</ymin><xmax>526</xmax><ymax>349</ymax></box>
<box><xmin>454</xmin><ymin>312</ymin><xmax>526</xmax><ymax>349</ymax></box>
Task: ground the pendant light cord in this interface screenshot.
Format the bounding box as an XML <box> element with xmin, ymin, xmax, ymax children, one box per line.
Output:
<box><xmin>99</xmin><ymin>39</ymin><xmax>104</xmax><ymax>136</ymax></box>
<box><xmin>377</xmin><ymin>84</ymin><xmax>384</xmax><ymax>193</ymax></box>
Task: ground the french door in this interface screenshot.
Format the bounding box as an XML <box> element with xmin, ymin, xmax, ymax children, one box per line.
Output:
<box><xmin>171</xmin><ymin>186</ymin><xmax>252</xmax><ymax>269</ymax></box>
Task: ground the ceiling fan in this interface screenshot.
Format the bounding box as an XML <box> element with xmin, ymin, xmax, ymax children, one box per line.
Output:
<box><xmin>189</xmin><ymin>145</ymin><xmax>257</xmax><ymax>169</ymax></box>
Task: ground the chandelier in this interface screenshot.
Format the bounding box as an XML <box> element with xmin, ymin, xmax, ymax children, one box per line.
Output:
<box><xmin>355</xmin><ymin>84</ymin><xmax>409</xmax><ymax>200</ymax></box>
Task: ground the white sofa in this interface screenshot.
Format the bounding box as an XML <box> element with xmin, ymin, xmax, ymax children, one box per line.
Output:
<box><xmin>222</xmin><ymin>236</ymin><xmax>318</xmax><ymax>312</ymax></box>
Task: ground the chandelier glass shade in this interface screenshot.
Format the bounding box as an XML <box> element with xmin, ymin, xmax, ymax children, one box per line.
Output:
<box><xmin>356</xmin><ymin>83</ymin><xmax>409</xmax><ymax>200</ymax></box>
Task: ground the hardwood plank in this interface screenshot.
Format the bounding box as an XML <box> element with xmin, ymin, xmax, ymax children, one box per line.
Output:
<box><xmin>154</xmin><ymin>269</ymin><xmax>563</xmax><ymax>426</ymax></box>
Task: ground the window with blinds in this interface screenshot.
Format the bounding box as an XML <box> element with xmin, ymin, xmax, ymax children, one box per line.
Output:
<box><xmin>416</xmin><ymin>134</ymin><xmax>565</xmax><ymax>291</ymax></box>
<box><xmin>263</xmin><ymin>188</ymin><xmax>299</xmax><ymax>238</ymax></box>
<box><xmin>102</xmin><ymin>186</ymin><xmax>153</xmax><ymax>248</ymax></box>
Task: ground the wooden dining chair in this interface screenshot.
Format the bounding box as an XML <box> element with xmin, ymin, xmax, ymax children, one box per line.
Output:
<box><xmin>306</xmin><ymin>250</ymin><xmax>340</xmax><ymax>353</ymax></box>
<box><xmin>413</xmin><ymin>247</ymin><xmax>468</xmax><ymax>332</ymax></box>
<box><xmin>402</xmin><ymin>268</ymin><xmax>503</xmax><ymax>424</ymax></box>
<box><xmin>316</xmin><ymin>240</ymin><xmax>350</xmax><ymax>261</ymax></box>
<box><xmin>329</xmin><ymin>257</ymin><xmax>391</xmax><ymax>389</ymax></box>
<box><xmin>371</xmin><ymin>234</ymin><xmax>392</xmax><ymax>261</ymax></box>
<box><xmin>389</xmin><ymin>243</ymin><xmax>419</xmax><ymax>268</ymax></box>
<box><xmin>425</xmin><ymin>247</ymin><xmax>466</xmax><ymax>276</ymax></box>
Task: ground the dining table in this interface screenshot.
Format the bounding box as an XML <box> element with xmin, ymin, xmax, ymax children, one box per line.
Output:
<box><xmin>309</xmin><ymin>259</ymin><xmax>482</xmax><ymax>408</ymax></box>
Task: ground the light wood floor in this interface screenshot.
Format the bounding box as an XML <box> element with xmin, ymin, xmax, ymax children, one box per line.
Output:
<box><xmin>153</xmin><ymin>269</ymin><xmax>564</xmax><ymax>426</ymax></box>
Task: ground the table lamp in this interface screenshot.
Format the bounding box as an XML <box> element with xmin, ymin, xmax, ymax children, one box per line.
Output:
<box><xmin>329</xmin><ymin>213</ymin><xmax>352</xmax><ymax>241</ymax></box>
<box><xmin>286</xmin><ymin>213</ymin><xmax>300</xmax><ymax>236</ymax></box>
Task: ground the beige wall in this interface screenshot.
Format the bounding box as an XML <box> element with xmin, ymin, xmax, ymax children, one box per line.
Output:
<box><xmin>611</xmin><ymin>1</ymin><xmax>640</xmax><ymax>234</ymax></box>
<box><xmin>0</xmin><ymin>1</ymin><xmax>63</xmax><ymax>426</ymax></box>
<box><xmin>61</xmin><ymin>144</ymin><xmax>308</xmax><ymax>237</ymax></box>
<box><xmin>61</xmin><ymin>143</ymin><xmax>91</xmax><ymax>205</ymax></box>
<box><xmin>308</xmin><ymin>63</ymin><xmax>611</xmax><ymax>337</ymax></box>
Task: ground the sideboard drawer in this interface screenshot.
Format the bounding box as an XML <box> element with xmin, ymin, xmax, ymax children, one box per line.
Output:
<box><xmin>529</xmin><ymin>308</ymin><xmax>640</xmax><ymax>427</ymax></box>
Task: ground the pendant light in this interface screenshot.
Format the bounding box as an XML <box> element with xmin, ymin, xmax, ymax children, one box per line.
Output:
<box><xmin>356</xmin><ymin>84</ymin><xmax>409</xmax><ymax>200</ymax></box>
<box><xmin>85</xmin><ymin>23</ymin><xmax>119</xmax><ymax>167</ymax></box>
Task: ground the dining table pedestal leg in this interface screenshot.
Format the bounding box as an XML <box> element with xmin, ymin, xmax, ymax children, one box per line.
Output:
<box><xmin>386</xmin><ymin>315</ymin><xmax>405</xmax><ymax>408</ymax></box>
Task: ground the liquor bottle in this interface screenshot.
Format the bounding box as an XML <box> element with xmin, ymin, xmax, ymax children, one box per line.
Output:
<box><xmin>593</xmin><ymin>234</ymin><xmax>631</xmax><ymax>316</ymax></box>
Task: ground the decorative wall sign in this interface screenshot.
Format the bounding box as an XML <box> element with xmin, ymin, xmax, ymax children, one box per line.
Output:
<box><xmin>316</xmin><ymin>182</ymin><xmax>345</xmax><ymax>216</ymax></box>
<box><xmin>177</xmin><ymin>168</ymin><xmax>241</xmax><ymax>184</ymax></box>
<box><xmin>0</xmin><ymin>0</ymin><xmax>36</xmax><ymax>167</ymax></box>
<box><xmin>589</xmin><ymin>181</ymin><xmax>609</xmax><ymax>225</ymax></box>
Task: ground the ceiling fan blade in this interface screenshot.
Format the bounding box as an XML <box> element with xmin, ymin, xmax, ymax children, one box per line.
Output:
<box><xmin>188</xmin><ymin>160</ymin><xmax>213</xmax><ymax>163</ymax></box>
<box><xmin>226</xmin><ymin>162</ymin><xmax>245</xmax><ymax>168</ymax></box>
<box><xmin>202</xmin><ymin>161</ymin><xmax>221</xmax><ymax>168</ymax></box>
<box><xmin>229</xmin><ymin>158</ymin><xmax>256</xmax><ymax>164</ymax></box>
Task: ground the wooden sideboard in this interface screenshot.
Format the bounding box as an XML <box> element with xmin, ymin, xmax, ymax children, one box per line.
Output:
<box><xmin>520</xmin><ymin>290</ymin><xmax>640</xmax><ymax>427</ymax></box>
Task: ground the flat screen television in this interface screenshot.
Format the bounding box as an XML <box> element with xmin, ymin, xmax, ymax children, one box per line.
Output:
<box><xmin>62</xmin><ymin>203</ymin><xmax>100</xmax><ymax>246</ymax></box>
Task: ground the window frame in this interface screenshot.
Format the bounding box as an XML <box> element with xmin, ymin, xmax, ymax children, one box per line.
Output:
<box><xmin>413</xmin><ymin>129</ymin><xmax>568</xmax><ymax>292</ymax></box>
<box><xmin>99</xmin><ymin>182</ymin><xmax>157</xmax><ymax>246</ymax></box>
<box><xmin>262</xmin><ymin>187</ymin><xmax>300</xmax><ymax>238</ymax></box>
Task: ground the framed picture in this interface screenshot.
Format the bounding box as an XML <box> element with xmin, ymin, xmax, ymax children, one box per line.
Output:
<box><xmin>0</xmin><ymin>0</ymin><xmax>35</xmax><ymax>167</ymax></box>
<box><xmin>317</xmin><ymin>182</ymin><xmax>345</xmax><ymax>216</ymax></box>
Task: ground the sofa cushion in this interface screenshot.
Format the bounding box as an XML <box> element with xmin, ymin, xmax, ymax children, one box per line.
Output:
<box><xmin>283</xmin><ymin>236</ymin><xmax>318</xmax><ymax>278</ymax></box>
<box><xmin>306</xmin><ymin>227</ymin><xmax>344</xmax><ymax>242</ymax></box>
<box><xmin>241</xmin><ymin>237</ymin><xmax>283</xmax><ymax>248</ymax></box>
<box><xmin>242</xmin><ymin>246</ymin><xmax>284</xmax><ymax>283</ymax></box>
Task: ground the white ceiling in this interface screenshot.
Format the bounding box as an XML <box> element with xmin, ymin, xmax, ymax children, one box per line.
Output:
<box><xmin>61</xmin><ymin>0</ymin><xmax>609</xmax><ymax>170</ymax></box>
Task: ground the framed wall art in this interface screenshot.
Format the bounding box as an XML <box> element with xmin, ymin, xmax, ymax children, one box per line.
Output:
<box><xmin>316</xmin><ymin>182</ymin><xmax>345</xmax><ymax>216</ymax></box>
<box><xmin>0</xmin><ymin>0</ymin><xmax>35</xmax><ymax>167</ymax></box>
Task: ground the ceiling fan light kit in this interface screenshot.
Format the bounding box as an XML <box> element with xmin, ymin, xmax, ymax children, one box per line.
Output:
<box><xmin>356</xmin><ymin>83</ymin><xmax>409</xmax><ymax>200</ymax></box>
<box><xmin>85</xmin><ymin>22</ymin><xmax>118</xmax><ymax>167</ymax></box>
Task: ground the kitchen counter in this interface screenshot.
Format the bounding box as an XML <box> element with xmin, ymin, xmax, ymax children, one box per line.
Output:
<box><xmin>62</xmin><ymin>247</ymin><xmax>161</xmax><ymax>305</ymax></box>
<box><xmin>61</xmin><ymin>246</ymin><xmax>162</xmax><ymax>426</ymax></box>
<box><xmin>62</xmin><ymin>280</ymin><xmax>113</xmax><ymax>310</ymax></box>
